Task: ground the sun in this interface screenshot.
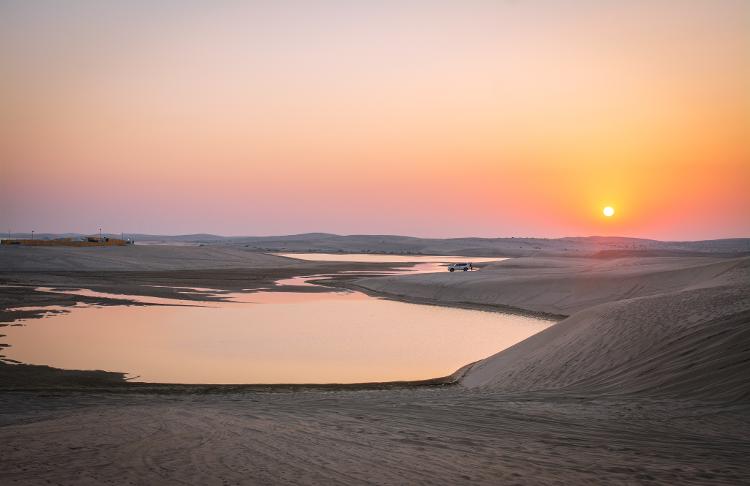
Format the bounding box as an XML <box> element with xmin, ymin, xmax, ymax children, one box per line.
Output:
<box><xmin>603</xmin><ymin>206</ymin><xmax>615</xmax><ymax>217</ymax></box>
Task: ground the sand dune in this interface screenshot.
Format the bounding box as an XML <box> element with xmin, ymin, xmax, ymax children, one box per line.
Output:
<box><xmin>360</xmin><ymin>256</ymin><xmax>750</xmax><ymax>400</ymax></box>
<box><xmin>462</xmin><ymin>283</ymin><xmax>750</xmax><ymax>398</ymax></box>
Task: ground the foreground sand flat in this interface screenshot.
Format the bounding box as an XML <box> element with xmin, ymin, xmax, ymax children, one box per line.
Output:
<box><xmin>2</xmin><ymin>389</ymin><xmax>749</xmax><ymax>485</ymax></box>
<box><xmin>1</xmin><ymin>246</ymin><xmax>749</xmax><ymax>484</ymax></box>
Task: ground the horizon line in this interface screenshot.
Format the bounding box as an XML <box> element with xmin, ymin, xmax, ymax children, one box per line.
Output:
<box><xmin>2</xmin><ymin>232</ymin><xmax>749</xmax><ymax>244</ymax></box>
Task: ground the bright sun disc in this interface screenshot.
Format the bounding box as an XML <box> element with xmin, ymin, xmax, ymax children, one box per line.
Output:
<box><xmin>603</xmin><ymin>206</ymin><xmax>615</xmax><ymax>217</ymax></box>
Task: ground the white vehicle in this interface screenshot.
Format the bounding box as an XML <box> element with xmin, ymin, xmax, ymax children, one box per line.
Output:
<box><xmin>448</xmin><ymin>262</ymin><xmax>472</xmax><ymax>272</ymax></box>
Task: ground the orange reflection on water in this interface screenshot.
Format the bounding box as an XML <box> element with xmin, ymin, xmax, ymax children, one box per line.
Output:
<box><xmin>3</xmin><ymin>290</ymin><xmax>552</xmax><ymax>384</ymax></box>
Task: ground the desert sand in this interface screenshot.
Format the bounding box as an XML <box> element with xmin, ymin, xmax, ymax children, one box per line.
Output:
<box><xmin>1</xmin><ymin>244</ymin><xmax>749</xmax><ymax>484</ymax></box>
<box><xmin>359</xmin><ymin>256</ymin><xmax>750</xmax><ymax>400</ymax></box>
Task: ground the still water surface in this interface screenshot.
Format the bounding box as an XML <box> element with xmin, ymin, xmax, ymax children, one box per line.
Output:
<box><xmin>3</xmin><ymin>255</ymin><xmax>552</xmax><ymax>384</ymax></box>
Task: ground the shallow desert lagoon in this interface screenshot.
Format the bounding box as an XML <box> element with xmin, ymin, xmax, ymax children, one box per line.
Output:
<box><xmin>3</xmin><ymin>255</ymin><xmax>553</xmax><ymax>384</ymax></box>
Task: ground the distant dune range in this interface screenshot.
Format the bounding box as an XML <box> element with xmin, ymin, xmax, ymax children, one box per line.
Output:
<box><xmin>7</xmin><ymin>232</ymin><xmax>750</xmax><ymax>257</ymax></box>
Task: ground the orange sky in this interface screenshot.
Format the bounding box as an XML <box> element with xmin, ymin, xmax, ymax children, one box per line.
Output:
<box><xmin>1</xmin><ymin>1</ymin><xmax>748</xmax><ymax>239</ymax></box>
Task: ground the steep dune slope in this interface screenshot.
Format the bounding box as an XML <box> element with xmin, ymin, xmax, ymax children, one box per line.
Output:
<box><xmin>460</xmin><ymin>258</ymin><xmax>750</xmax><ymax>400</ymax></box>
<box><xmin>358</xmin><ymin>256</ymin><xmax>750</xmax><ymax>400</ymax></box>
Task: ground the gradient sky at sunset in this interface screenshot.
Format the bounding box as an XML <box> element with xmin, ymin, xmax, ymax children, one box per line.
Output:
<box><xmin>1</xmin><ymin>1</ymin><xmax>748</xmax><ymax>239</ymax></box>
